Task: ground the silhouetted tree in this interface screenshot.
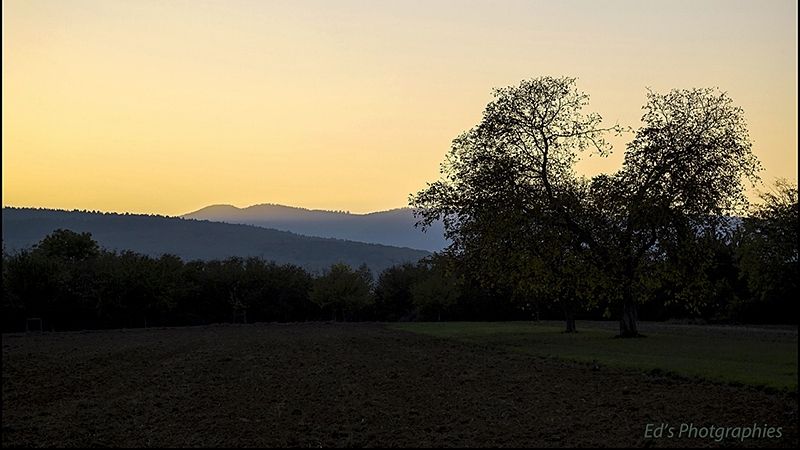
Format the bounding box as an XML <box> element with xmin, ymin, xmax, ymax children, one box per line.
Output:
<box><xmin>411</xmin><ymin>76</ymin><xmax>618</xmax><ymax>331</ymax></box>
<box><xmin>590</xmin><ymin>87</ymin><xmax>759</xmax><ymax>335</ymax></box>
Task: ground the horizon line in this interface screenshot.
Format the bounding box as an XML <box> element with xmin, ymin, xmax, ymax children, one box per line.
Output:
<box><xmin>1</xmin><ymin>203</ymin><xmax>416</xmax><ymax>217</ymax></box>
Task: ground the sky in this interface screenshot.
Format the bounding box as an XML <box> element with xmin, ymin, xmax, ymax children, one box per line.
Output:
<box><xmin>2</xmin><ymin>0</ymin><xmax>797</xmax><ymax>215</ymax></box>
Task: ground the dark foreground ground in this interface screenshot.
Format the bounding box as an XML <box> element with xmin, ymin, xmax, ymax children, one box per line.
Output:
<box><xmin>2</xmin><ymin>323</ymin><xmax>797</xmax><ymax>447</ymax></box>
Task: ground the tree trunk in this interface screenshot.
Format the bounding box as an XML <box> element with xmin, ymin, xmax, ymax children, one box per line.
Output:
<box><xmin>618</xmin><ymin>259</ymin><xmax>641</xmax><ymax>338</ymax></box>
<box><xmin>563</xmin><ymin>305</ymin><xmax>576</xmax><ymax>333</ymax></box>
<box><xmin>619</xmin><ymin>300</ymin><xmax>640</xmax><ymax>338</ymax></box>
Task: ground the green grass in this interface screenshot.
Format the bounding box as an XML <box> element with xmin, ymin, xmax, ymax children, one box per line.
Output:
<box><xmin>391</xmin><ymin>321</ymin><xmax>798</xmax><ymax>391</ymax></box>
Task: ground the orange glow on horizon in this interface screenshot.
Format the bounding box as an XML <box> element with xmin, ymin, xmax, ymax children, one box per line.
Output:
<box><xmin>3</xmin><ymin>0</ymin><xmax>797</xmax><ymax>216</ymax></box>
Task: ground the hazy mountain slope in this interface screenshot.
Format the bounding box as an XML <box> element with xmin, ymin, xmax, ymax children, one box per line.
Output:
<box><xmin>1</xmin><ymin>208</ymin><xmax>430</xmax><ymax>274</ymax></box>
<box><xmin>183</xmin><ymin>204</ymin><xmax>448</xmax><ymax>251</ymax></box>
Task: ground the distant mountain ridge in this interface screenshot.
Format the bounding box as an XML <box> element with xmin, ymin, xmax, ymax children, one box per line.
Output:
<box><xmin>182</xmin><ymin>204</ymin><xmax>448</xmax><ymax>252</ymax></box>
<box><xmin>1</xmin><ymin>208</ymin><xmax>430</xmax><ymax>274</ymax></box>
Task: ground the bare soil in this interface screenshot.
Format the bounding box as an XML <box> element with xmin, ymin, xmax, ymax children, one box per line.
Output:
<box><xmin>2</xmin><ymin>323</ymin><xmax>797</xmax><ymax>447</ymax></box>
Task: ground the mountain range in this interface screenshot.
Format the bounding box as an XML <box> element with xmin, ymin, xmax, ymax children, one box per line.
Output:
<box><xmin>182</xmin><ymin>204</ymin><xmax>448</xmax><ymax>252</ymax></box>
<box><xmin>1</xmin><ymin>207</ymin><xmax>431</xmax><ymax>275</ymax></box>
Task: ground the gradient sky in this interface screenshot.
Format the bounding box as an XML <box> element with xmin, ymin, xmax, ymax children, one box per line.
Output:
<box><xmin>3</xmin><ymin>0</ymin><xmax>797</xmax><ymax>215</ymax></box>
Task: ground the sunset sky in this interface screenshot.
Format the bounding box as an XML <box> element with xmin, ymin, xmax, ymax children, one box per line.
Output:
<box><xmin>3</xmin><ymin>0</ymin><xmax>797</xmax><ymax>215</ymax></box>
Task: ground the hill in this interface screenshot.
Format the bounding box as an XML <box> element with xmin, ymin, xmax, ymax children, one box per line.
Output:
<box><xmin>182</xmin><ymin>204</ymin><xmax>448</xmax><ymax>252</ymax></box>
<box><xmin>1</xmin><ymin>208</ymin><xmax>430</xmax><ymax>274</ymax></box>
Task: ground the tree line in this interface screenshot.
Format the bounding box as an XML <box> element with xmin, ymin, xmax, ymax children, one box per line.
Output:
<box><xmin>1</xmin><ymin>229</ymin><xmax>454</xmax><ymax>331</ymax></box>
